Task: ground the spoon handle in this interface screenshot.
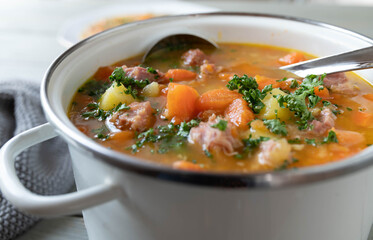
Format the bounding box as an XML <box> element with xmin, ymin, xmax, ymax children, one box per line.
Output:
<box><xmin>280</xmin><ymin>46</ymin><xmax>373</xmax><ymax>78</ymax></box>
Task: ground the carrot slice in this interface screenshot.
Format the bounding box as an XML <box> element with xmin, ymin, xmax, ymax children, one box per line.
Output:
<box><xmin>278</xmin><ymin>52</ymin><xmax>306</xmax><ymax>66</ymax></box>
<box><xmin>110</xmin><ymin>131</ymin><xmax>134</xmax><ymax>142</ymax></box>
<box><xmin>165</xmin><ymin>69</ymin><xmax>197</xmax><ymax>82</ymax></box>
<box><xmin>352</xmin><ymin>111</ymin><xmax>373</xmax><ymax>128</ymax></box>
<box><xmin>173</xmin><ymin>161</ymin><xmax>202</xmax><ymax>171</ymax></box>
<box><xmin>332</xmin><ymin>128</ymin><xmax>366</xmax><ymax>147</ymax></box>
<box><xmin>314</xmin><ymin>86</ymin><xmax>331</xmax><ymax>99</ymax></box>
<box><xmin>93</xmin><ymin>66</ymin><xmax>116</xmax><ymax>81</ymax></box>
<box><xmin>363</xmin><ymin>94</ymin><xmax>373</xmax><ymax>101</ymax></box>
<box><xmin>255</xmin><ymin>75</ymin><xmax>280</xmax><ymax>90</ymax></box>
<box><xmin>225</xmin><ymin>98</ymin><xmax>254</xmax><ymax>129</ymax></box>
<box><xmin>166</xmin><ymin>83</ymin><xmax>199</xmax><ymax>124</ymax></box>
<box><xmin>196</xmin><ymin>88</ymin><xmax>242</xmax><ymax>113</ymax></box>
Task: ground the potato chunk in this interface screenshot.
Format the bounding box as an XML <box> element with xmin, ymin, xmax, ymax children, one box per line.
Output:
<box><xmin>258</xmin><ymin>139</ymin><xmax>292</xmax><ymax>168</ymax></box>
<box><xmin>99</xmin><ymin>84</ymin><xmax>135</xmax><ymax>110</ymax></box>
<box><xmin>241</xmin><ymin>119</ymin><xmax>276</xmax><ymax>139</ymax></box>
<box><xmin>141</xmin><ymin>82</ymin><xmax>160</xmax><ymax>97</ymax></box>
<box><xmin>259</xmin><ymin>88</ymin><xmax>291</xmax><ymax>121</ymax></box>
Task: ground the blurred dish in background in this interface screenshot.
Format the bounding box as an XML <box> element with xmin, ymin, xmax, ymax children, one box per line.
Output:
<box><xmin>81</xmin><ymin>13</ymin><xmax>158</xmax><ymax>39</ymax></box>
<box><xmin>57</xmin><ymin>2</ymin><xmax>217</xmax><ymax>48</ymax></box>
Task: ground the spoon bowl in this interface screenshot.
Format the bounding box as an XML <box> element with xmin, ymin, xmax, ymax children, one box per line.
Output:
<box><xmin>142</xmin><ymin>33</ymin><xmax>218</xmax><ymax>63</ymax></box>
<box><xmin>280</xmin><ymin>46</ymin><xmax>373</xmax><ymax>78</ymax></box>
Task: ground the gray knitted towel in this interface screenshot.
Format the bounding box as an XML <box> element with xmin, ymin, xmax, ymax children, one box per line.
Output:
<box><xmin>0</xmin><ymin>80</ymin><xmax>74</xmax><ymax>240</ymax></box>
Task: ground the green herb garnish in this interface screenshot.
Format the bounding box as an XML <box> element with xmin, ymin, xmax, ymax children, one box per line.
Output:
<box><xmin>242</xmin><ymin>135</ymin><xmax>270</xmax><ymax>153</ymax></box>
<box><xmin>275</xmin><ymin>158</ymin><xmax>299</xmax><ymax>171</ymax></box>
<box><xmin>130</xmin><ymin>119</ymin><xmax>200</xmax><ymax>153</ymax></box>
<box><xmin>288</xmin><ymin>138</ymin><xmax>301</xmax><ymax>144</ymax></box>
<box><xmin>204</xmin><ymin>149</ymin><xmax>213</xmax><ymax>158</ymax></box>
<box><xmin>275</xmin><ymin>74</ymin><xmax>325</xmax><ymax>130</ymax></box>
<box><xmin>322</xmin><ymin>130</ymin><xmax>338</xmax><ymax>144</ymax></box>
<box><xmin>305</xmin><ymin>138</ymin><xmax>317</xmax><ymax>146</ymax></box>
<box><xmin>211</xmin><ymin>120</ymin><xmax>228</xmax><ymax>131</ymax></box>
<box><xmin>226</xmin><ymin>74</ymin><xmax>267</xmax><ymax>114</ymax></box>
<box><xmin>263</xmin><ymin>119</ymin><xmax>288</xmax><ymax>136</ymax></box>
<box><xmin>81</xmin><ymin>102</ymin><xmax>129</xmax><ymax>121</ymax></box>
<box><xmin>109</xmin><ymin>67</ymin><xmax>150</xmax><ymax>99</ymax></box>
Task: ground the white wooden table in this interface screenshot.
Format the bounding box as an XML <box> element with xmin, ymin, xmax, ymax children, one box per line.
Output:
<box><xmin>1</xmin><ymin>0</ymin><xmax>373</xmax><ymax>239</ymax></box>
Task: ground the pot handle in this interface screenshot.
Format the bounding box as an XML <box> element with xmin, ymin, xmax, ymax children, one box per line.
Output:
<box><xmin>0</xmin><ymin>123</ymin><xmax>122</xmax><ymax>217</ymax></box>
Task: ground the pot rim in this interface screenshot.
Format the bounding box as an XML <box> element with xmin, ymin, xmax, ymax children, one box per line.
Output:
<box><xmin>41</xmin><ymin>12</ymin><xmax>373</xmax><ymax>188</ymax></box>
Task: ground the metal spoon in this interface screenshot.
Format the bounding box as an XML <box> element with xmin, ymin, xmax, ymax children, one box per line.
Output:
<box><xmin>280</xmin><ymin>46</ymin><xmax>373</xmax><ymax>78</ymax></box>
<box><xmin>142</xmin><ymin>34</ymin><xmax>218</xmax><ymax>63</ymax></box>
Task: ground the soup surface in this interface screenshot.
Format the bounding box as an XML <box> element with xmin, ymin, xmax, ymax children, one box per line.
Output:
<box><xmin>68</xmin><ymin>43</ymin><xmax>373</xmax><ymax>172</ymax></box>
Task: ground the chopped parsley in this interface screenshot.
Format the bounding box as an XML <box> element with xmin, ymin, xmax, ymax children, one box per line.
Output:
<box><xmin>276</xmin><ymin>77</ymin><xmax>287</xmax><ymax>82</ymax></box>
<box><xmin>109</xmin><ymin>67</ymin><xmax>150</xmax><ymax>99</ymax></box>
<box><xmin>332</xmin><ymin>109</ymin><xmax>342</xmax><ymax>115</ymax></box>
<box><xmin>146</xmin><ymin>67</ymin><xmax>157</xmax><ymax>74</ymax></box>
<box><xmin>288</xmin><ymin>138</ymin><xmax>301</xmax><ymax>144</ymax></box>
<box><xmin>91</xmin><ymin>125</ymin><xmax>110</xmax><ymax>140</ymax></box>
<box><xmin>226</xmin><ymin>74</ymin><xmax>267</xmax><ymax>113</ymax></box>
<box><xmin>322</xmin><ymin>130</ymin><xmax>338</xmax><ymax>144</ymax></box>
<box><xmin>305</xmin><ymin>138</ymin><xmax>317</xmax><ymax>146</ymax></box>
<box><xmin>146</xmin><ymin>67</ymin><xmax>159</xmax><ymax>79</ymax></box>
<box><xmin>204</xmin><ymin>149</ymin><xmax>213</xmax><ymax>158</ymax></box>
<box><xmin>290</xmin><ymin>79</ymin><xmax>299</xmax><ymax>89</ymax></box>
<box><xmin>130</xmin><ymin>119</ymin><xmax>200</xmax><ymax>153</ymax></box>
<box><xmin>241</xmin><ymin>135</ymin><xmax>270</xmax><ymax>153</ymax></box>
<box><xmin>275</xmin><ymin>158</ymin><xmax>299</xmax><ymax>171</ymax></box>
<box><xmin>275</xmin><ymin>74</ymin><xmax>325</xmax><ymax>130</ymax></box>
<box><xmin>263</xmin><ymin>119</ymin><xmax>288</xmax><ymax>136</ymax></box>
<box><xmin>346</xmin><ymin>107</ymin><xmax>353</xmax><ymax>111</ymax></box>
<box><xmin>81</xmin><ymin>102</ymin><xmax>130</xmax><ymax>121</ymax></box>
<box><xmin>211</xmin><ymin>120</ymin><xmax>228</xmax><ymax>131</ymax></box>
<box><xmin>78</xmin><ymin>80</ymin><xmax>111</xmax><ymax>100</ymax></box>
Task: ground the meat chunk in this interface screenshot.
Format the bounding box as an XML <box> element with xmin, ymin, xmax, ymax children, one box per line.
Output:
<box><xmin>200</xmin><ymin>62</ymin><xmax>223</xmax><ymax>79</ymax></box>
<box><xmin>181</xmin><ymin>49</ymin><xmax>208</xmax><ymax>66</ymax></box>
<box><xmin>122</xmin><ymin>66</ymin><xmax>167</xmax><ymax>83</ymax></box>
<box><xmin>323</xmin><ymin>73</ymin><xmax>359</xmax><ymax>96</ymax></box>
<box><xmin>310</xmin><ymin>108</ymin><xmax>336</xmax><ymax>135</ymax></box>
<box><xmin>323</xmin><ymin>73</ymin><xmax>347</xmax><ymax>87</ymax></box>
<box><xmin>258</xmin><ymin>139</ymin><xmax>292</xmax><ymax>168</ymax></box>
<box><xmin>188</xmin><ymin>115</ymin><xmax>243</xmax><ymax>155</ymax></box>
<box><xmin>111</xmin><ymin>101</ymin><xmax>155</xmax><ymax>132</ymax></box>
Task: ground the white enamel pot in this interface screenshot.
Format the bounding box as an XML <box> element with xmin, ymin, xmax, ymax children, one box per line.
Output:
<box><xmin>1</xmin><ymin>13</ymin><xmax>373</xmax><ymax>240</ymax></box>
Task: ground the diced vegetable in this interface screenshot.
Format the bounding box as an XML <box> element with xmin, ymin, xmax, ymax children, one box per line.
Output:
<box><xmin>314</xmin><ymin>86</ymin><xmax>331</xmax><ymax>99</ymax></box>
<box><xmin>99</xmin><ymin>84</ymin><xmax>136</xmax><ymax>111</ymax></box>
<box><xmin>243</xmin><ymin>119</ymin><xmax>276</xmax><ymax>139</ymax></box>
<box><xmin>142</xmin><ymin>82</ymin><xmax>160</xmax><ymax>97</ymax></box>
<box><xmin>278</xmin><ymin>79</ymin><xmax>301</xmax><ymax>91</ymax></box>
<box><xmin>278</xmin><ymin>52</ymin><xmax>306</xmax><ymax>65</ymax></box>
<box><xmin>363</xmin><ymin>94</ymin><xmax>373</xmax><ymax>101</ymax></box>
<box><xmin>258</xmin><ymin>88</ymin><xmax>291</xmax><ymax>121</ymax></box>
<box><xmin>225</xmin><ymin>98</ymin><xmax>254</xmax><ymax>129</ymax></box>
<box><xmin>332</xmin><ymin>128</ymin><xmax>366</xmax><ymax>147</ymax></box>
<box><xmin>173</xmin><ymin>161</ymin><xmax>202</xmax><ymax>171</ymax></box>
<box><xmin>166</xmin><ymin>83</ymin><xmax>199</xmax><ymax>124</ymax></box>
<box><xmin>93</xmin><ymin>66</ymin><xmax>116</xmax><ymax>80</ymax></box>
<box><xmin>196</xmin><ymin>88</ymin><xmax>242</xmax><ymax>113</ymax></box>
<box><xmin>258</xmin><ymin>139</ymin><xmax>292</xmax><ymax>168</ymax></box>
<box><xmin>165</xmin><ymin>69</ymin><xmax>197</xmax><ymax>82</ymax></box>
<box><xmin>255</xmin><ymin>75</ymin><xmax>280</xmax><ymax>91</ymax></box>
<box><xmin>352</xmin><ymin>111</ymin><xmax>373</xmax><ymax>128</ymax></box>
<box><xmin>110</xmin><ymin>131</ymin><xmax>135</xmax><ymax>142</ymax></box>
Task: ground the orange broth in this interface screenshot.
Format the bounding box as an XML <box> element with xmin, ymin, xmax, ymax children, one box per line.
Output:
<box><xmin>68</xmin><ymin>43</ymin><xmax>373</xmax><ymax>172</ymax></box>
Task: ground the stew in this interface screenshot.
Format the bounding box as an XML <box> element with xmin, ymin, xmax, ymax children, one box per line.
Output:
<box><xmin>68</xmin><ymin>43</ymin><xmax>373</xmax><ymax>172</ymax></box>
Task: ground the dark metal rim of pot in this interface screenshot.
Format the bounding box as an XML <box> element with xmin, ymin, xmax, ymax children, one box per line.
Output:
<box><xmin>41</xmin><ymin>12</ymin><xmax>373</xmax><ymax>189</ymax></box>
